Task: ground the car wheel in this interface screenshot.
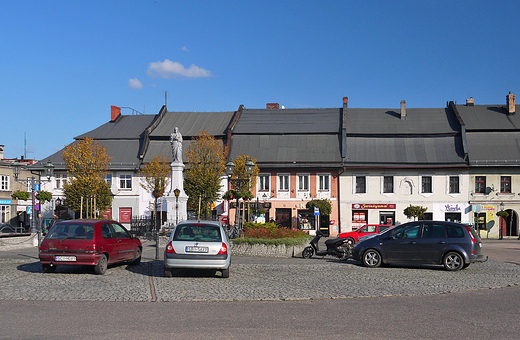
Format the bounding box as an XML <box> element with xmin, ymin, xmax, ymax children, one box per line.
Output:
<box><xmin>130</xmin><ymin>247</ymin><xmax>142</xmax><ymax>266</ymax></box>
<box><xmin>94</xmin><ymin>254</ymin><xmax>108</xmax><ymax>275</ymax></box>
<box><xmin>302</xmin><ymin>246</ymin><xmax>314</xmax><ymax>259</ymax></box>
<box><xmin>346</xmin><ymin>237</ymin><xmax>355</xmax><ymax>247</ymax></box>
<box><xmin>42</xmin><ymin>264</ymin><xmax>56</xmax><ymax>273</ymax></box>
<box><xmin>362</xmin><ymin>249</ymin><xmax>382</xmax><ymax>268</ymax></box>
<box><xmin>221</xmin><ymin>268</ymin><xmax>230</xmax><ymax>278</ymax></box>
<box><xmin>443</xmin><ymin>252</ymin><xmax>464</xmax><ymax>271</ymax></box>
<box><xmin>164</xmin><ymin>268</ymin><xmax>173</xmax><ymax>277</ymax></box>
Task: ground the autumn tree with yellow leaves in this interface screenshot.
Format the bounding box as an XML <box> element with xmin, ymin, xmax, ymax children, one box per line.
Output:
<box><xmin>184</xmin><ymin>131</ymin><xmax>226</xmax><ymax>219</ymax></box>
<box><xmin>62</xmin><ymin>138</ymin><xmax>113</xmax><ymax>218</ymax></box>
<box><xmin>140</xmin><ymin>155</ymin><xmax>171</xmax><ymax>223</ymax></box>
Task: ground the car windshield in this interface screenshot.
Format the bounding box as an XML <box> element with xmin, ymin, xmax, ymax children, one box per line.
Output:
<box><xmin>173</xmin><ymin>224</ymin><xmax>221</xmax><ymax>242</ymax></box>
<box><xmin>46</xmin><ymin>224</ymin><xmax>95</xmax><ymax>240</ymax></box>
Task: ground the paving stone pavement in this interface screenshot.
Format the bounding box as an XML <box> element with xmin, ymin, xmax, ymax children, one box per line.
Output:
<box><xmin>1</xmin><ymin>239</ymin><xmax>520</xmax><ymax>302</ymax></box>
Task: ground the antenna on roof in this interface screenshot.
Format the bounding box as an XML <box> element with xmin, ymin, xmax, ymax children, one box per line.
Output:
<box><xmin>165</xmin><ymin>91</ymin><xmax>168</xmax><ymax>109</ymax></box>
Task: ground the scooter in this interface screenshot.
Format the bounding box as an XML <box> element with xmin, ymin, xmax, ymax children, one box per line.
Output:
<box><xmin>302</xmin><ymin>230</ymin><xmax>351</xmax><ymax>260</ymax></box>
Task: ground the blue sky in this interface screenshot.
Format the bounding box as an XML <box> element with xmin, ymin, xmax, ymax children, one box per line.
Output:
<box><xmin>2</xmin><ymin>0</ymin><xmax>520</xmax><ymax>160</ymax></box>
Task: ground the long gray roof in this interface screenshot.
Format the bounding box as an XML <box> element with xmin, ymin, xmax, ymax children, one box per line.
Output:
<box><xmin>228</xmin><ymin>108</ymin><xmax>342</xmax><ymax>168</ymax></box>
<box><xmin>345</xmin><ymin>136</ymin><xmax>465</xmax><ymax>167</ymax></box>
<box><xmin>345</xmin><ymin>108</ymin><xmax>460</xmax><ymax>134</ymax></box>
<box><xmin>465</xmin><ymin>132</ymin><xmax>520</xmax><ymax>166</ymax></box>
<box><xmin>235</xmin><ymin>108</ymin><xmax>340</xmax><ymax>134</ymax></box>
<box><xmin>150</xmin><ymin>111</ymin><xmax>235</xmax><ymax>138</ymax></box>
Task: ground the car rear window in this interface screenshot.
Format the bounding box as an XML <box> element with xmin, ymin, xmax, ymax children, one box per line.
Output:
<box><xmin>46</xmin><ymin>224</ymin><xmax>95</xmax><ymax>240</ymax></box>
<box><xmin>173</xmin><ymin>224</ymin><xmax>221</xmax><ymax>242</ymax></box>
<box><xmin>446</xmin><ymin>225</ymin><xmax>464</xmax><ymax>238</ymax></box>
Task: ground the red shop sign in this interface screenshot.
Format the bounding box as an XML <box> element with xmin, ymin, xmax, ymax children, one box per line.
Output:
<box><xmin>352</xmin><ymin>203</ymin><xmax>396</xmax><ymax>210</ymax></box>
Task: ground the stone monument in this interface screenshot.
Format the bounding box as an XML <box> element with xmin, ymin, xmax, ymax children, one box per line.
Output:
<box><xmin>165</xmin><ymin>127</ymin><xmax>189</xmax><ymax>224</ymax></box>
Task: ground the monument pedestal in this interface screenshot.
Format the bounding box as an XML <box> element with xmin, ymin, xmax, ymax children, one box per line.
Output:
<box><xmin>166</xmin><ymin>161</ymin><xmax>188</xmax><ymax>225</ymax></box>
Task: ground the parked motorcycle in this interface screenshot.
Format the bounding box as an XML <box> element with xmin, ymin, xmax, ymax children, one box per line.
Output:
<box><xmin>302</xmin><ymin>230</ymin><xmax>351</xmax><ymax>260</ymax></box>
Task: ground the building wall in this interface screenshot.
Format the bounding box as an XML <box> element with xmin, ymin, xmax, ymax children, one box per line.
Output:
<box><xmin>339</xmin><ymin>168</ymin><xmax>471</xmax><ymax>233</ymax></box>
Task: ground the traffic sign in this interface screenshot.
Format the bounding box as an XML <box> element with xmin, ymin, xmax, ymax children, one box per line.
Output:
<box><xmin>314</xmin><ymin>207</ymin><xmax>320</xmax><ymax>216</ymax></box>
<box><xmin>35</xmin><ymin>203</ymin><xmax>40</xmax><ymax>211</ymax></box>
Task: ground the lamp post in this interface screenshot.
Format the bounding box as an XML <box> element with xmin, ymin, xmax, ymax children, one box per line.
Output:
<box><xmin>225</xmin><ymin>160</ymin><xmax>254</xmax><ymax>235</ymax></box>
<box><xmin>152</xmin><ymin>188</ymin><xmax>161</xmax><ymax>260</ymax></box>
<box><xmin>12</xmin><ymin>161</ymin><xmax>54</xmax><ymax>247</ymax></box>
<box><xmin>174</xmin><ymin>188</ymin><xmax>180</xmax><ymax>225</ymax></box>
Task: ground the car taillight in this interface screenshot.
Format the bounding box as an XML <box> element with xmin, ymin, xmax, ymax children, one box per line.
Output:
<box><xmin>464</xmin><ymin>226</ymin><xmax>476</xmax><ymax>244</ymax></box>
<box><xmin>166</xmin><ymin>242</ymin><xmax>176</xmax><ymax>253</ymax></box>
<box><xmin>85</xmin><ymin>246</ymin><xmax>98</xmax><ymax>253</ymax></box>
<box><xmin>39</xmin><ymin>245</ymin><xmax>48</xmax><ymax>251</ymax></box>
<box><xmin>217</xmin><ymin>242</ymin><xmax>228</xmax><ymax>255</ymax></box>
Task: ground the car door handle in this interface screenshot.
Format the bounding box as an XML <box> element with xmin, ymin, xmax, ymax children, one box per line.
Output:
<box><xmin>437</xmin><ymin>241</ymin><xmax>445</xmax><ymax>244</ymax></box>
<box><xmin>410</xmin><ymin>241</ymin><xmax>416</xmax><ymax>245</ymax></box>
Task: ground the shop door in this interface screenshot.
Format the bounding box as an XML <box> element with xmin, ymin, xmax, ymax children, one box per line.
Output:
<box><xmin>276</xmin><ymin>209</ymin><xmax>291</xmax><ymax>228</ymax></box>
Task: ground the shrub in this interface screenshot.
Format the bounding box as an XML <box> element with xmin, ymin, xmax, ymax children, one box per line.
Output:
<box><xmin>11</xmin><ymin>190</ymin><xmax>30</xmax><ymax>201</ymax></box>
<box><xmin>243</xmin><ymin>227</ymin><xmax>309</xmax><ymax>239</ymax></box>
<box><xmin>243</xmin><ymin>221</ymin><xmax>278</xmax><ymax>230</ymax></box>
<box><xmin>232</xmin><ymin>236</ymin><xmax>311</xmax><ymax>247</ymax></box>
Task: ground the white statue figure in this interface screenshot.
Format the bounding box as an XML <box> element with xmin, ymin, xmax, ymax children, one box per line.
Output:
<box><xmin>170</xmin><ymin>127</ymin><xmax>183</xmax><ymax>163</ymax></box>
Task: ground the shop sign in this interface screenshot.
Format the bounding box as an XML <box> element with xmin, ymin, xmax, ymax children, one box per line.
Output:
<box><xmin>445</xmin><ymin>204</ymin><xmax>461</xmax><ymax>212</ymax></box>
<box><xmin>0</xmin><ymin>199</ymin><xmax>11</xmax><ymax>205</ymax></box>
<box><xmin>352</xmin><ymin>203</ymin><xmax>396</xmax><ymax>209</ymax></box>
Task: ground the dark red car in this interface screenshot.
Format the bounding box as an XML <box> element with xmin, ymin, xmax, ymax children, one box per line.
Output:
<box><xmin>339</xmin><ymin>224</ymin><xmax>393</xmax><ymax>247</ymax></box>
<box><xmin>39</xmin><ymin>219</ymin><xmax>142</xmax><ymax>275</ymax></box>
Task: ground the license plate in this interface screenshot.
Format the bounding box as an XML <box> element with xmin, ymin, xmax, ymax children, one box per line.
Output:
<box><xmin>55</xmin><ymin>256</ymin><xmax>76</xmax><ymax>262</ymax></box>
<box><xmin>186</xmin><ymin>246</ymin><xmax>209</xmax><ymax>253</ymax></box>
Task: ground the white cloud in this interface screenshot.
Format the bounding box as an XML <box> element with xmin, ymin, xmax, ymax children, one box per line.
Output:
<box><xmin>128</xmin><ymin>78</ymin><xmax>143</xmax><ymax>89</ymax></box>
<box><xmin>180</xmin><ymin>46</ymin><xmax>189</xmax><ymax>52</ymax></box>
<box><xmin>146</xmin><ymin>59</ymin><xmax>212</xmax><ymax>79</ymax></box>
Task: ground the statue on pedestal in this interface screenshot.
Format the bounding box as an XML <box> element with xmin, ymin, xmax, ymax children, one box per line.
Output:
<box><xmin>170</xmin><ymin>127</ymin><xmax>183</xmax><ymax>163</ymax></box>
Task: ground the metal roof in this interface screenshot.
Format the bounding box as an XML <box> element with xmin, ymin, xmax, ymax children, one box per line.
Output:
<box><xmin>228</xmin><ymin>134</ymin><xmax>342</xmax><ymax>167</ymax></box>
<box><xmin>76</xmin><ymin>115</ymin><xmax>156</xmax><ymax>140</ymax></box>
<box><xmin>456</xmin><ymin>104</ymin><xmax>520</xmax><ymax>130</ymax></box>
<box><xmin>466</xmin><ymin>132</ymin><xmax>520</xmax><ymax>165</ymax></box>
<box><xmin>344</xmin><ymin>136</ymin><xmax>466</xmax><ymax>167</ymax></box>
<box><xmin>150</xmin><ymin>111</ymin><xmax>235</xmax><ymax>137</ymax></box>
<box><xmin>235</xmin><ymin>108</ymin><xmax>340</xmax><ymax>134</ymax></box>
<box><xmin>345</xmin><ymin>108</ymin><xmax>460</xmax><ymax>135</ymax></box>
<box><xmin>143</xmin><ymin>139</ymin><xmax>225</xmax><ymax>164</ymax></box>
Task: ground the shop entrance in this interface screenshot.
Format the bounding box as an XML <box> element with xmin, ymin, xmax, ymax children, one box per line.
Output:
<box><xmin>500</xmin><ymin>209</ymin><xmax>519</xmax><ymax>239</ymax></box>
<box><xmin>275</xmin><ymin>208</ymin><xmax>291</xmax><ymax>228</ymax></box>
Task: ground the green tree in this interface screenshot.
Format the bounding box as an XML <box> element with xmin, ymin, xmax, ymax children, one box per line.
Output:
<box><xmin>62</xmin><ymin>138</ymin><xmax>113</xmax><ymax>218</ymax></box>
<box><xmin>306</xmin><ymin>199</ymin><xmax>332</xmax><ymax>216</ymax></box>
<box><xmin>403</xmin><ymin>205</ymin><xmax>427</xmax><ymax>221</ymax></box>
<box><xmin>228</xmin><ymin>155</ymin><xmax>260</xmax><ymax>199</ymax></box>
<box><xmin>184</xmin><ymin>131</ymin><xmax>226</xmax><ymax>219</ymax></box>
<box><xmin>36</xmin><ymin>191</ymin><xmax>53</xmax><ymax>204</ymax></box>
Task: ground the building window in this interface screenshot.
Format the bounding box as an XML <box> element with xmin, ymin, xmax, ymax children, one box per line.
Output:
<box><xmin>0</xmin><ymin>175</ymin><xmax>9</xmax><ymax>191</ymax></box>
<box><xmin>258</xmin><ymin>174</ymin><xmax>269</xmax><ymax>191</ymax></box>
<box><xmin>55</xmin><ymin>174</ymin><xmax>68</xmax><ymax>189</ymax></box>
<box><xmin>120</xmin><ymin>174</ymin><xmax>132</xmax><ymax>189</ymax></box>
<box><xmin>475</xmin><ymin>176</ymin><xmax>486</xmax><ymax>194</ymax></box>
<box><xmin>318</xmin><ymin>174</ymin><xmax>330</xmax><ymax>191</ymax></box>
<box><xmin>449</xmin><ymin>176</ymin><xmax>460</xmax><ymax>194</ymax></box>
<box><xmin>104</xmin><ymin>174</ymin><xmax>112</xmax><ymax>186</ymax></box>
<box><xmin>421</xmin><ymin>176</ymin><xmax>432</xmax><ymax>194</ymax></box>
<box><xmin>278</xmin><ymin>174</ymin><xmax>289</xmax><ymax>191</ymax></box>
<box><xmin>355</xmin><ymin>176</ymin><xmax>366</xmax><ymax>193</ymax></box>
<box><xmin>501</xmin><ymin>176</ymin><xmax>511</xmax><ymax>193</ymax></box>
<box><xmin>383</xmin><ymin>176</ymin><xmax>394</xmax><ymax>193</ymax></box>
<box><xmin>298</xmin><ymin>174</ymin><xmax>309</xmax><ymax>191</ymax></box>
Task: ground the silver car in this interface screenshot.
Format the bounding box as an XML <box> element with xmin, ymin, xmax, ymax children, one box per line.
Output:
<box><xmin>163</xmin><ymin>221</ymin><xmax>231</xmax><ymax>278</ymax></box>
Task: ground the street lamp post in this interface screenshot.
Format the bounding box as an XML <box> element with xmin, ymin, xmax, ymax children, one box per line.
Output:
<box><xmin>12</xmin><ymin>161</ymin><xmax>54</xmax><ymax>247</ymax></box>
<box><xmin>152</xmin><ymin>189</ymin><xmax>161</xmax><ymax>260</ymax></box>
<box><xmin>174</xmin><ymin>188</ymin><xmax>180</xmax><ymax>225</ymax></box>
<box><xmin>225</xmin><ymin>160</ymin><xmax>255</xmax><ymax>236</ymax></box>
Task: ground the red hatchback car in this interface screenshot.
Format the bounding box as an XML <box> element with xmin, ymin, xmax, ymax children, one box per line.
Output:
<box><xmin>39</xmin><ymin>219</ymin><xmax>142</xmax><ymax>275</ymax></box>
<box><xmin>339</xmin><ymin>224</ymin><xmax>393</xmax><ymax>247</ymax></box>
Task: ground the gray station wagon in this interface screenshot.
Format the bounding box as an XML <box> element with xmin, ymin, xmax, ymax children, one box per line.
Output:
<box><xmin>351</xmin><ymin>220</ymin><xmax>486</xmax><ymax>271</ymax></box>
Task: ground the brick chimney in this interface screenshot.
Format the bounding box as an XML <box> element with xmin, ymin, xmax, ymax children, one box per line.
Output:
<box><xmin>111</xmin><ymin>105</ymin><xmax>121</xmax><ymax>121</ymax></box>
<box><xmin>400</xmin><ymin>100</ymin><xmax>406</xmax><ymax>119</ymax></box>
<box><xmin>343</xmin><ymin>97</ymin><xmax>348</xmax><ymax>108</ymax></box>
<box><xmin>466</xmin><ymin>97</ymin><xmax>474</xmax><ymax>106</ymax></box>
<box><xmin>507</xmin><ymin>92</ymin><xmax>516</xmax><ymax>115</ymax></box>
<box><xmin>266</xmin><ymin>103</ymin><xmax>279</xmax><ymax>109</ymax></box>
